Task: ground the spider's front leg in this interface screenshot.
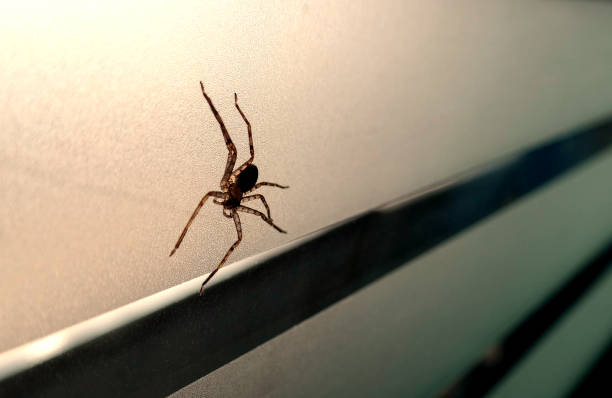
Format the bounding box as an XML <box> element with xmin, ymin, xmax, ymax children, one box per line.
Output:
<box><xmin>236</xmin><ymin>205</ymin><xmax>286</xmax><ymax>233</ymax></box>
<box><xmin>199</xmin><ymin>210</ymin><xmax>242</xmax><ymax>295</ymax></box>
<box><xmin>170</xmin><ymin>191</ymin><xmax>226</xmax><ymax>256</ymax></box>
<box><xmin>213</xmin><ymin>198</ymin><xmax>233</xmax><ymax>219</ymax></box>
<box><xmin>240</xmin><ymin>194</ymin><xmax>272</xmax><ymax>219</ymax></box>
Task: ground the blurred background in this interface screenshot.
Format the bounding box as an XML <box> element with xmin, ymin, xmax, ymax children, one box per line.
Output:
<box><xmin>2</xmin><ymin>1</ymin><xmax>612</xmax><ymax>396</ymax></box>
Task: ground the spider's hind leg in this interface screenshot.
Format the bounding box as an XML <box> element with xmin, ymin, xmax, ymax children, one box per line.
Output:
<box><xmin>199</xmin><ymin>82</ymin><xmax>237</xmax><ymax>189</ymax></box>
<box><xmin>231</xmin><ymin>92</ymin><xmax>255</xmax><ymax>178</ymax></box>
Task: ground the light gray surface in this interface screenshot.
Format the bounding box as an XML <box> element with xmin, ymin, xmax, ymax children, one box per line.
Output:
<box><xmin>3</xmin><ymin>1</ymin><xmax>612</xmax><ymax>352</ymax></box>
<box><xmin>171</xmin><ymin>149</ymin><xmax>612</xmax><ymax>397</ymax></box>
<box><xmin>488</xmin><ymin>263</ymin><xmax>612</xmax><ymax>398</ymax></box>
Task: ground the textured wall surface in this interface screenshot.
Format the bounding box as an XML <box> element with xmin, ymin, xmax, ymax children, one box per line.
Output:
<box><xmin>2</xmin><ymin>0</ymin><xmax>612</xmax><ymax>353</ymax></box>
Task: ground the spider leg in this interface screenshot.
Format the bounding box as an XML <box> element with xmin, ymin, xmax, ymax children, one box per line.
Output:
<box><xmin>212</xmin><ymin>198</ymin><xmax>233</xmax><ymax>218</ymax></box>
<box><xmin>236</xmin><ymin>205</ymin><xmax>286</xmax><ymax>233</ymax></box>
<box><xmin>170</xmin><ymin>191</ymin><xmax>226</xmax><ymax>256</ymax></box>
<box><xmin>240</xmin><ymin>194</ymin><xmax>272</xmax><ymax>219</ymax></box>
<box><xmin>245</xmin><ymin>182</ymin><xmax>289</xmax><ymax>194</ymax></box>
<box><xmin>231</xmin><ymin>92</ymin><xmax>255</xmax><ymax>178</ymax></box>
<box><xmin>200</xmin><ymin>210</ymin><xmax>242</xmax><ymax>295</ymax></box>
<box><xmin>200</xmin><ymin>82</ymin><xmax>237</xmax><ymax>190</ymax></box>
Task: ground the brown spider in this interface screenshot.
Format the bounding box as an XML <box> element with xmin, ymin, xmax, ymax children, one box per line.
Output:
<box><xmin>170</xmin><ymin>82</ymin><xmax>288</xmax><ymax>295</ymax></box>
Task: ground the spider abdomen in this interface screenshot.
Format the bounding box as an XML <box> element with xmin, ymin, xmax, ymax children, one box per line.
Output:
<box><xmin>237</xmin><ymin>164</ymin><xmax>258</xmax><ymax>192</ymax></box>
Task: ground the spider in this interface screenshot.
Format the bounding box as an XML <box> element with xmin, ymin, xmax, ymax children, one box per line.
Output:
<box><xmin>170</xmin><ymin>82</ymin><xmax>288</xmax><ymax>295</ymax></box>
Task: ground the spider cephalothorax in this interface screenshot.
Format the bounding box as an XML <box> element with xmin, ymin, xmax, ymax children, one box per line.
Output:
<box><xmin>170</xmin><ymin>82</ymin><xmax>288</xmax><ymax>295</ymax></box>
